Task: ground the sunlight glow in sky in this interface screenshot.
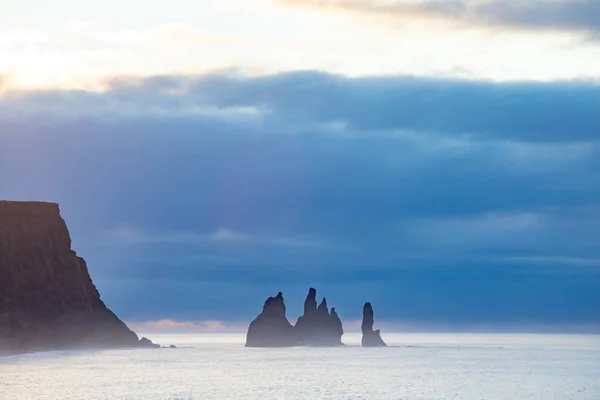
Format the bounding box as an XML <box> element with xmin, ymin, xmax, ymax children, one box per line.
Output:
<box><xmin>2</xmin><ymin>0</ymin><xmax>600</xmax><ymax>89</ymax></box>
<box><xmin>1</xmin><ymin>0</ymin><xmax>599</xmax><ymax>329</ymax></box>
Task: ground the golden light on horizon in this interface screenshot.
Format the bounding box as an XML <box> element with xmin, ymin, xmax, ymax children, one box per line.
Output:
<box><xmin>1</xmin><ymin>0</ymin><xmax>599</xmax><ymax>92</ymax></box>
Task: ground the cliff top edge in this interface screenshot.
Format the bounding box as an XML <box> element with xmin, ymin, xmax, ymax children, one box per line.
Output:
<box><xmin>0</xmin><ymin>200</ymin><xmax>60</xmax><ymax>215</ymax></box>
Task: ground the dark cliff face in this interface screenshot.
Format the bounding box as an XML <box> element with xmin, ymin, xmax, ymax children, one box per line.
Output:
<box><xmin>246</xmin><ymin>288</ymin><xmax>344</xmax><ymax>347</ymax></box>
<box><xmin>0</xmin><ymin>200</ymin><xmax>156</xmax><ymax>355</ymax></box>
<box><xmin>245</xmin><ymin>292</ymin><xmax>297</xmax><ymax>347</ymax></box>
<box><xmin>361</xmin><ymin>302</ymin><xmax>387</xmax><ymax>347</ymax></box>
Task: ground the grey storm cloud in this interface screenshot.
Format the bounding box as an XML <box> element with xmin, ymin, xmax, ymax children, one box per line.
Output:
<box><xmin>2</xmin><ymin>71</ymin><xmax>600</xmax><ymax>141</ymax></box>
<box><xmin>284</xmin><ymin>0</ymin><xmax>600</xmax><ymax>35</ymax></box>
<box><xmin>1</xmin><ymin>71</ymin><xmax>599</xmax><ymax>326</ymax></box>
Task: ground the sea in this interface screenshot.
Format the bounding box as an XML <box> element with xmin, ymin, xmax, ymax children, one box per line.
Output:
<box><xmin>1</xmin><ymin>333</ymin><xmax>599</xmax><ymax>400</ymax></box>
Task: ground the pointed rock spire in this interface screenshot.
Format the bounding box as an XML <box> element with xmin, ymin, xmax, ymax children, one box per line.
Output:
<box><xmin>246</xmin><ymin>287</ymin><xmax>345</xmax><ymax>347</ymax></box>
<box><xmin>317</xmin><ymin>297</ymin><xmax>328</xmax><ymax>313</ymax></box>
<box><xmin>304</xmin><ymin>287</ymin><xmax>317</xmax><ymax>315</ymax></box>
<box><xmin>245</xmin><ymin>291</ymin><xmax>297</xmax><ymax>347</ymax></box>
<box><xmin>361</xmin><ymin>302</ymin><xmax>387</xmax><ymax>347</ymax></box>
<box><xmin>330</xmin><ymin>307</ymin><xmax>344</xmax><ymax>339</ymax></box>
<box><xmin>263</xmin><ymin>291</ymin><xmax>286</xmax><ymax>317</ymax></box>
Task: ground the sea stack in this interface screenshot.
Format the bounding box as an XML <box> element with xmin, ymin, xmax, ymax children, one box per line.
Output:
<box><xmin>245</xmin><ymin>288</ymin><xmax>344</xmax><ymax>347</ymax></box>
<box><xmin>245</xmin><ymin>292</ymin><xmax>297</xmax><ymax>347</ymax></box>
<box><xmin>294</xmin><ymin>288</ymin><xmax>344</xmax><ymax>346</ymax></box>
<box><xmin>361</xmin><ymin>302</ymin><xmax>387</xmax><ymax>347</ymax></box>
<box><xmin>0</xmin><ymin>200</ymin><xmax>158</xmax><ymax>355</ymax></box>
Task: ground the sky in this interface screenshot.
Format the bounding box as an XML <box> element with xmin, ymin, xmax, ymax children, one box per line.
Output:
<box><xmin>1</xmin><ymin>0</ymin><xmax>599</xmax><ymax>333</ymax></box>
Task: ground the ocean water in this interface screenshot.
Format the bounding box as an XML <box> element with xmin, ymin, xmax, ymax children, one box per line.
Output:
<box><xmin>1</xmin><ymin>333</ymin><xmax>599</xmax><ymax>400</ymax></box>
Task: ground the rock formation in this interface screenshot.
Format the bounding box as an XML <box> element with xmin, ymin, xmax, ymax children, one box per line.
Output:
<box><xmin>294</xmin><ymin>288</ymin><xmax>344</xmax><ymax>346</ymax></box>
<box><xmin>245</xmin><ymin>292</ymin><xmax>297</xmax><ymax>347</ymax></box>
<box><xmin>246</xmin><ymin>288</ymin><xmax>344</xmax><ymax>347</ymax></box>
<box><xmin>361</xmin><ymin>302</ymin><xmax>387</xmax><ymax>347</ymax></box>
<box><xmin>0</xmin><ymin>200</ymin><xmax>158</xmax><ymax>355</ymax></box>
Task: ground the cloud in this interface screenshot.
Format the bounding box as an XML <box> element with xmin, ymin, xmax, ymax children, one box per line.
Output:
<box><xmin>475</xmin><ymin>0</ymin><xmax>600</xmax><ymax>33</ymax></box>
<box><xmin>104</xmin><ymin>226</ymin><xmax>322</xmax><ymax>248</ymax></box>
<box><xmin>127</xmin><ymin>319</ymin><xmax>247</xmax><ymax>332</ymax></box>
<box><xmin>2</xmin><ymin>71</ymin><xmax>599</xmax><ymax>142</ymax></box>
<box><xmin>90</xmin><ymin>24</ymin><xmax>232</xmax><ymax>48</ymax></box>
<box><xmin>1</xmin><ymin>70</ymin><xmax>599</xmax><ymax>327</ymax></box>
<box><xmin>401</xmin><ymin>211</ymin><xmax>548</xmax><ymax>250</ymax></box>
<box><xmin>213</xmin><ymin>227</ymin><xmax>248</xmax><ymax>242</ymax></box>
<box><xmin>497</xmin><ymin>256</ymin><xmax>600</xmax><ymax>267</ymax></box>
<box><xmin>64</xmin><ymin>20</ymin><xmax>95</xmax><ymax>33</ymax></box>
<box><xmin>284</xmin><ymin>0</ymin><xmax>600</xmax><ymax>36</ymax></box>
<box><xmin>0</xmin><ymin>29</ymin><xmax>49</xmax><ymax>46</ymax></box>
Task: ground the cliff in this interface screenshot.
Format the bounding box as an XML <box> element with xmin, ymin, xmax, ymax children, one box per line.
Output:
<box><xmin>361</xmin><ymin>302</ymin><xmax>387</xmax><ymax>347</ymax></box>
<box><xmin>245</xmin><ymin>288</ymin><xmax>344</xmax><ymax>347</ymax></box>
<box><xmin>0</xmin><ymin>200</ymin><xmax>157</xmax><ymax>355</ymax></box>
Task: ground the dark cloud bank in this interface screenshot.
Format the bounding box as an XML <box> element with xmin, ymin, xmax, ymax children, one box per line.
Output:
<box><xmin>1</xmin><ymin>71</ymin><xmax>599</xmax><ymax>331</ymax></box>
<box><xmin>287</xmin><ymin>0</ymin><xmax>600</xmax><ymax>36</ymax></box>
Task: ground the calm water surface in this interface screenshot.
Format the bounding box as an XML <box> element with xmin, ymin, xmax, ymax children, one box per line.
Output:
<box><xmin>1</xmin><ymin>333</ymin><xmax>599</xmax><ymax>400</ymax></box>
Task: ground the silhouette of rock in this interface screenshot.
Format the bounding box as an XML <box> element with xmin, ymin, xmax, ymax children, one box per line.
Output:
<box><xmin>245</xmin><ymin>292</ymin><xmax>297</xmax><ymax>347</ymax></box>
<box><xmin>330</xmin><ymin>307</ymin><xmax>344</xmax><ymax>341</ymax></box>
<box><xmin>139</xmin><ymin>337</ymin><xmax>160</xmax><ymax>348</ymax></box>
<box><xmin>246</xmin><ymin>288</ymin><xmax>344</xmax><ymax>347</ymax></box>
<box><xmin>361</xmin><ymin>302</ymin><xmax>387</xmax><ymax>347</ymax></box>
<box><xmin>304</xmin><ymin>287</ymin><xmax>318</xmax><ymax>314</ymax></box>
<box><xmin>0</xmin><ymin>200</ymin><xmax>158</xmax><ymax>355</ymax></box>
<box><xmin>295</xmin><ymin>288</ymin><xmax>344</xmax><ymax>346</ymax></box>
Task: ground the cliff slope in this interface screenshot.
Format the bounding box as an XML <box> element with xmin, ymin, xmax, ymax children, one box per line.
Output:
<box><xmin>0</xmin><ymin>201</ymin><xmax>155</xmax><ymax>355</ymax></box>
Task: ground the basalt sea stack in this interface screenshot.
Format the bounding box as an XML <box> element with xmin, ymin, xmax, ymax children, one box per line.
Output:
<box><xmin>245</xmin><ymin>292</ymin><xmax>297</xmax><ymax>347</ymax></box>
<box><xmin>361</xmin><ymin>302</ymin><xmax>387</xmax><ymax>347</ymax></box>
<box><xmin>294</xmin><ymin>288</ymin><xmax>343</xmax><ymax>346</ymax></box>
<box><xmin>0</xmin><ymin>201</ymin><xmax>157</xmax><ymax>355</ymax></box>
<box><xmin>245</xmin><ymin>288</ymin><xmax>344</xmax><ymax>347</ymax></box>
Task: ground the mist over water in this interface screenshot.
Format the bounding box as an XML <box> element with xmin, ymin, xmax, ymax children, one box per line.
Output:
<box><xmin>1</xmin><ymin>333</ymin><xmax>599</xmax><ymax>400</ymax></box>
